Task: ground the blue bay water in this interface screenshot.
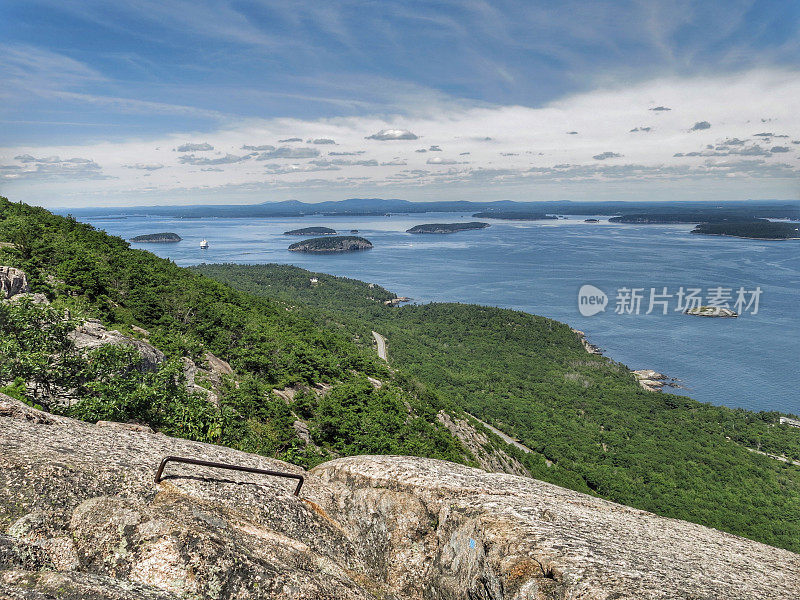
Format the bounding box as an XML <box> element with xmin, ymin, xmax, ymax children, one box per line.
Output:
<box><xmin>81</xmin><ymin>211</ymin><xmax>799</xmax><ymax>415</ymax></box>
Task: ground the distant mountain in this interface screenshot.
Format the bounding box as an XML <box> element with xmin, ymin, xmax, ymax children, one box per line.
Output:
<box><xmin>59</xmin><ymin>198</ymin><xmax>800</xmax><ymax>220</ymax></box>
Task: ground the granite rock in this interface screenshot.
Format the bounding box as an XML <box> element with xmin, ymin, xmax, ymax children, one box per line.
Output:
<box><xmin>1</xmin><ymin>395</ymin><xmax>798</xmax><ymax>600</ymax></box>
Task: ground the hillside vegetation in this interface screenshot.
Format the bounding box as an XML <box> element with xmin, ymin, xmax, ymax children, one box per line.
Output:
<box><xmin>0</xmin><ymin>198</ymin><xmax>466</xmax><ymax>469</ymax></box>
<box><xmin>195</xmin><ymin>262</ymin><xmax>800</xmax><ymax>553</ymax></box>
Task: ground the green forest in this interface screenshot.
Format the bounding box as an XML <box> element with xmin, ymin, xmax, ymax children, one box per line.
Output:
<box><xmin>195</xmin><ymin>262</ymin><xmax>800</xmax><ymax>553</ymax></box>
<box><xmin>0</xmin><ymin>197</ymin><xmax>465</xmax><ymax>471</ymax></box>
<box><xmin>1</xmin><ymin>196</ymin><xmax>799</xmax><ymax>553</ymax></box>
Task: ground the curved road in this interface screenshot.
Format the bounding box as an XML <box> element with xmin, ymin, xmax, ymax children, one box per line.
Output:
<box><xmin>372</xmin><ymin>331</ymin><xmax>388</xmax><ymax>361</ymax></box>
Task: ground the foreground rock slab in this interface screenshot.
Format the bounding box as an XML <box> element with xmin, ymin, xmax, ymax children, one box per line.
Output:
<box><xmin>1</xmin><ymin>395</ymin><xmax>798</xmax><ymax>600</ymax></box>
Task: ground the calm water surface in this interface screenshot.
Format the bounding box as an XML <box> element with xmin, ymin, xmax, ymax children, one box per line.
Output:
<box><xmin>79</xmin><ymin>212</ymin><xmax>800</xmax><ymax>415</ymax></box>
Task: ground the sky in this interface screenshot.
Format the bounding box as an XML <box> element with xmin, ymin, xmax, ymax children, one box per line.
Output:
<box><xmin>1</xmin><ymin>0</ymin><xmax>799</xmax><ymax>208</ymax></box>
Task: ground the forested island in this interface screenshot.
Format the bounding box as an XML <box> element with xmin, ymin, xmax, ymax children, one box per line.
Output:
<box><xmin>129</xmin><ymin>232</ymin><xmax>182</xmax><ymax>242</ymax></box>
<box><xmin>288</xmin><ymin>235</ymin><xmax>373</xmax><ymax>253</ymax></box>
<box><xmin>472</xmin><ymin>211</ymin><xmax>558</xmax><ymax>221</ymax></box>
<box><xmin>406</xmin><ymin>222</ymin><xmax>489</xmax><ymax>234</ymax></box>
<box><xmin>284</xmin><ymin>226</ymin><xmax>337</xmax><ymax>235</ymax></box>
<box><xmin>691</xmin><ymin>220</ymin><xmax>800</xmax><ymax>239</ymax></box>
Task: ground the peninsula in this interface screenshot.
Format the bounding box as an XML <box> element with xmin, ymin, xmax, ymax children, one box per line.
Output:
<box><xmin>284</xmin><ymin>226</ymin><xmax>337</xmax><ymax>236</ymax></box>
<box><xmin>129</xmin><ymin>232</ymin><xmax>181</xmax><ymax>243</ymax></box>
<box><xmin>406</xmin><ymin>222</ymin><xmax>489</xmax><ymax>234</ymax></box>
<box><xmin>288</xmin><ymin>235</ymin><xmax>373</xmax><ymax>253</ymax></box>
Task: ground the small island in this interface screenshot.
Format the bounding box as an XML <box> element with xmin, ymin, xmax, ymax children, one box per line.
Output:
<box><xmin>129</xmin><ymin>232</ymin><xmax>182</xmax><ymax>243</ymax></box>
<box><xmin>406</xmin><ymin>222</ymin><xmax>489</xmax><ymax>234</ymax></box>
<box><xmin>684</xmin><ymin>306</ymin><xmax>738</xmax><ymax>318</ymax></box>
<box><xmin>284</xmin><ymin>226</ymin><xmax>337</xmax><ymax>236</ymax></box>
<box><xmin>691</xmin><ymin>221</ymin><xmax>800</xmax><ymax>240</ymax></box>
<box><xmin>471</xmin><ymin>211</ymin><xmax>557</xmax><ymax>221</ymax></box>
<box><xmin>288</xmin><ymin>236</ymin><xmax>373</xmax><ymax>253</ymax></box>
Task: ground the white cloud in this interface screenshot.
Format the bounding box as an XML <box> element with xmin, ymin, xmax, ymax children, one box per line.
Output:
<box><xmin>176</xmin><ymin>142</ymin><xmax>214</xmax><ymax>152</ymax></box>
<box><xmin>178</xmin><ymin>153</ymin><xmax>249</xmax><ymax>165</ymax></box>
<box><xmin>264</xmin><ymin>163</ymin><xmax>340</xmax><ymax>174</ymax></box>
<box><xmin>427</xmin><ymin>157</ymin><xmax>465</xmax><ymax>165</ymax></box>
<box><xmin>241</xmin><ymin>144</ymin><xmax>275</xmax><ymax>151</ymax></box>
<box><xmin>0</xmin><ymin>154</ymin><xmax>110</xmax><ymax>181</ymax></box>
<box><xmin>366</xmin><ymin>129</ymin><xmax>418</xmax><ymax>140</ymax></box>
<box><xmin>256</xmin><ymin>146</ymin><xmax>320</xmax><ymax>159</ymax></box>
<box><xmin>3</xmin><ymin>68</ymin><xmax>799</xmax><ymax>206</ymax></box>
<box><xmin>123</xmin><ymin>163</ymin><xmax>164</xmax><ymax>170</ymax></box>
<box><xmin>690</xmin><ymin>121</ymin><xmax>711</xmax><ymax>131</ymax></box>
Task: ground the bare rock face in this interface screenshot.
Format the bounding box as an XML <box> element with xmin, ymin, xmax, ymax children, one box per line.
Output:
<box><xmin>181</xmin><ymin>352</ymin><xmax>232</xmax><ymax>406</ymax></box>
<box><xmin>0</xmin><ymin>266</ymin><xmax>29</xmax><ymax>299</ymax></box>
<box><xmin>1</xmin><ymin>394</ymin><xmax>798</xmax><ymax>600</ymax></box>
<box><xmin>437</xmin><ymin>411</ymin><xmax>529</xmax><ymax>477</ymax></box>
<box><xmin>0</xmin><ymin>395</ymin><xmax>376</xmax><ymax>600</ymax></box>
<box><xmin>313</xmin><ymin>456</ymin><xmax>800</xmax><ymax>600</ymax></box>
<box><xmin>69</xmin><ymin>319</ymin><xmax>166</xmax><ymax>372</ymax></box>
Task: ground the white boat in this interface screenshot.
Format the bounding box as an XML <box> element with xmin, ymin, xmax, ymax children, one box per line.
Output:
<box><xmin>200</xmin><ymin>239</ymin><xmax>209</xmax><ymax>249</ymax></box>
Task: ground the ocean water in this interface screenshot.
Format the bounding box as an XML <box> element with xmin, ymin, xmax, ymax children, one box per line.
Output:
<box><xmin>80</xmin><ymin>211</ymin><xmax>800</xmax><ymax>415</ymax></box>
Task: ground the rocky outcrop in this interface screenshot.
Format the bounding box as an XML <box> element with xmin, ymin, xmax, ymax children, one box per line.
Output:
<box><xmin>1</xmin><ymin>394</ymin><xmax>797</xmax><ymax>600</ymax></box>
<box><xmin>0</xmin><ymin>266</ymin><xmax>29</xmax><ymax>299</ymax></box>
<box><xmin>182</xmin><ymin>352</ymin><xmax>234</xmax><ymax>406</ymax></box>
<box><xmin>571</xmin><ymin>329</ymin><xmax>601</xmax><ymax>355</ymax></box>
<box><xmin>684</xmin><ymin>306</ymin><xmax>738</xmax><ymax>317</ymax></box>
<box><xmin>0</xmin><ymin>396</ymin><xmax>373</xmax><ymax>600</ymax></box>
<box><xmin>313</xmin><ymin>456</ymin><xmax>800</xmax><ymax>600</ymax></box>
<box><xmin>631</xmin><ymin>369</ymin><xmax>667</xmax><ymax>392</ymax></box>
<box><xmin>438</xmin><ymin>412</ymin><xmax>529</xmax><ymax>477</ymax></box>
<box><xmin>70</xmin><ymin>319</ymin><xmax>166</xmax><ymax>372</ymax></box>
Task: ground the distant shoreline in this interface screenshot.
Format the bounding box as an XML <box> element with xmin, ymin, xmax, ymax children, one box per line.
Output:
<box><xmin>691</xmin><ymin>232</ymin><xmax>800</xmax><ymax>241</ymax></box>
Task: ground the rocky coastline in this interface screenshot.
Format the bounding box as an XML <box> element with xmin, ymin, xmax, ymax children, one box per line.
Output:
<box><xmin>572</xmin><ymin>328</ymin><xmax>678</xmax><ymax>392</ymax></box>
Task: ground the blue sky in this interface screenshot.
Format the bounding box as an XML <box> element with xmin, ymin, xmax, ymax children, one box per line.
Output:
<box><xmin>1</xmin><ymin>0</ymin><xmax>799</xmax><ymax>207</ymax></box>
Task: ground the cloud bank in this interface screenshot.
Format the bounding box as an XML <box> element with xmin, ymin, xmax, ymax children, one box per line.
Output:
<box><xmin>2</xmin><ymin>69</ymin><xmax>798</xmax><ymax>206</ymax></box>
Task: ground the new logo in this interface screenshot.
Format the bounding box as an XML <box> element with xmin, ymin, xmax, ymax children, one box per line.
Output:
<box><xmin>578</xmin><ymin>284</ymin><xmax>608</xmax><ymax>316</ymax></box>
